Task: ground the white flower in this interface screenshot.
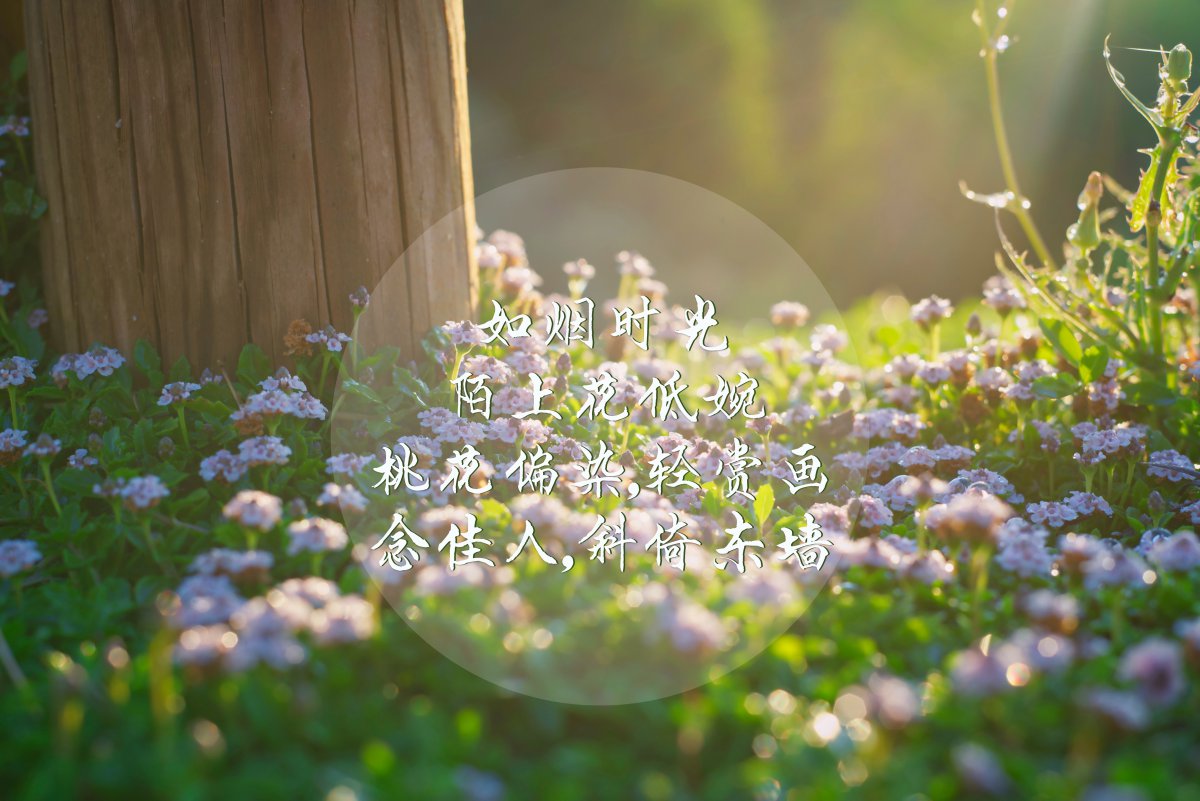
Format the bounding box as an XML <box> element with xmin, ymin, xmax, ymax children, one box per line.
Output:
<box><xmin>0</xmin><ymin>539</ymin><xmax>42</xmax><ymax>578</ymax></box>
<box><xmin>1146</xmin><ymin>449</ymin><xmax>1195</xmax><ymax>482</ymax></box>
<box><xmin>488</xmin><ymin>230</ymin><xmax>528</xmax><ymax>265</ymax></box>
<box><xmin>1118</xmin><ymin>638</ymin><xmax>1185</xmax><ymax>707</ymax></box>
<box><xmin>910</xmin><ymin>295</ymin><xmax>954</xmax><ymax>328</ymax></box>
<box><xmin>852</xmin><ymin>408</ymin><xmax>925</xmax><ymax>441</ymax></box>
<box><xmin>173</xmin><ymin>624</ymin><xmax>234</xmax><ymax>667</ymax></box>
<box><xmin>190</xmin><ymin>548</ymin><xmax>274</xmax><ymax>579</ymax></box>
<box><xmin>1082</xmin><ymin>549</ymin><xmax>1150</xmax><ymax>590</ymax></box>
<box><xmin>349</xmin><ymin>286</ymin><xmax>370</xmax><ymax>308</ymax></box>
<box><xmin>51</xmin><ymin>346</ymin><xmax>125</xmax><ymax>381</ymax></box>
<box><xmin>0</xmin><ymin>428</ymin><xmax>28</xmax><ymax>458</ymax></box>
<box><xmin>616</xmin><ymin>250</ymin><xmax>654</xmax><ymax>278</ymax></box>
<box><xmin>441</xmin><ymin>321</ymin><xmax>487</xmax><ymax>347</ymax></box>
<box><xmin>1146</xmin><ymin>531</ymin><xmax>1200</xmax><ymax>572</ymax></box>
<box><xmin>305</xmin><ymin>325</ymin><xmax>351</xmax><ymax>353</ymax></box>
<box><xmin>157</xmin><ymin>382</ymin><xmax>202</xmax><ymax>407</ymax></box>
<box><xmin>924</xmin><ymin>490</ymin><xmax>1013</xmax><ymax>543</ymax></box>
<box><xmin>995</xmin><ymin>536</ymin><xmax>1053</xmax><ymax>577</ymax></box>
<box><xmin>981</xmin><ymin>275</ymin><xmax>1025</xmax><ymax>315</ymax></box>
<box><xmin>23</xmin><ymin>433</ymin><xmax>61</xmax><ymax>459</ymax></box>
<box><xmin>1025</xmin><ymin>501</ymin><xmax>1079</xmax><ymax>529</ymax></box>
<box><xmin>277</xmin><ymin>576</ymin><xmax>342</xmax><ymax>607</ymax></box>
<box><xmin>169</xmin><ymin>575</ymin><xmax>244</xmax><ymax>628</ymax></box>
<box><xmin>67</xmin><ymin>448</ymin><xmax>98</xmax><ymax>469</ymax></box>
<box><xmin>259</xmin><ymin>370</ymin><xmax>307</xmax><ymax>393</ymax></box>
<box><xmin>769</xmin><ymin>301</ymin><xmax>809</xmax><ymax>328</ymax></box>
<box><xmin>1023</xmin><ymin>590</ymin><xmax>1080</xmax><ymax>634</ymax></box>
<box><xmin>238</xmin><ymin>436</ymin><xmax>291</xmax><ymax>467</ymax></box>
<box><xmin>325</xmin><ymin>453</ymin><xmax>373</xmax><ymax>476</ymax></box>
<box><xmin>809</xmin><ymin>324</ymin><xmax>848</xmax><ymax>353</ymax></box>
<box><xmin>222</xmin><ymin>490</ymin><xmax>283</xmax><ymax>532</ymax></box>
<box><xmin>231</xmin><ymin>382</ymin><xmax>327</xmax><ymax>424</ymax></box>
<box><xmin>0</xmin><ymin>356</ymin><xmax>37</xmax><ymax>389</ymax></box>
<box><xmin>286</xmin><ymin>517</ymin><xmax>349</xmax><ymax>555</ymax></box>
<box><xmin>562</xmin><ymin>258</ymin><xmax>595</xmax><ymax>281</ymax></box>
<box><xmin>308</xmin><ymin>595</ymin><xmax>377</xmax><ymax>645</ymax></box>
<box><xmin>120</xmin><ymin>475</ymin><xmax>170</xmax><ymax>510</ymax></box>
<box><xmin>316</xmin><ymin>483</ymin><xmax>367</xmax><ymax>514</ymax></box>
<box><xmin>199</xmin><ymin>450</ymin><xmax>248</xmax><ymax>483</ymax></box>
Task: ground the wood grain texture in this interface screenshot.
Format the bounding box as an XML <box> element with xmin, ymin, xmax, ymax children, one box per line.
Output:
<box><xmin>24</xmin><ymin>0</ymin><xmax>476</xmax><ymax>368</ymax></box>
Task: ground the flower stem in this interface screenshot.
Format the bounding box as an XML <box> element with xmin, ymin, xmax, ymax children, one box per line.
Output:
<box><xmin>1145</xmin><ymin>138</ymin><xmax>1179</xmax><ymax>361</ymax></box>
<box><xmin>39</xmin><ymin>460</ymin><xmax>61</xmax><ymax>516</ymax></box>
<box><xmin>970</xmin><ymin>543</ymin><xmax>993</xmax><ymax>635</ymax></box>
<box><xmin>975</xmin><ymin>0</ymin><xmax>1057</xmax><ymax>271</ymax></box>
<box><xmin>175</xmin><ymin>406</ymin><xmax>190</xmax><ymax>450</ymax></box>
<box><xmin>140</xmin><ymin>519</ymin><xmax>170</xmax><ymax>575</ymax></box>
<box><xmin>0</xmin><ymin>624</ymin><xmax>27</xmax><ymax>689</ymax></box>
<box><xmin>10</xmin><ymin>467</ymin><xmax>28</xmax><ymax>508</ymax></box>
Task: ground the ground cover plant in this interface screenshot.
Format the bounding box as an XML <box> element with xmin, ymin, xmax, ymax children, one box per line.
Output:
<box><xmin>4</xmin><ymin>5</ymin><xmax>1200</xmax><ymax>799</ymax></box>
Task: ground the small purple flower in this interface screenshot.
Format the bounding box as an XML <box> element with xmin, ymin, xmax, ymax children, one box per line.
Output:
<box><xmin>0</xmin><ymin>539</ymin><xmax>42</xmax><ymax>578</ymax></box>
<box><xmin>1117</xmin><ymin>638</ymin><xmax>1185</xmax><ymax>707</ymax></box>
<box><xmin>1146</xmin><ymin>531</ymin><xmax>1200</xmax><ymax>572</ymax></box>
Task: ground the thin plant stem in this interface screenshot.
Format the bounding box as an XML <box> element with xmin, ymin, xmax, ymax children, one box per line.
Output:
<box><xmin>970</xmin><ymin>543</ymin><xmax>993</xmax><ymax>635</ymax></box>
<box><xmin>39</xmin><ymin>460</ymin><xmax>61</xmax><ymax>516</ymax></box>
<box><xmin>175</xmin><ymin>406</ymin><xmax>190</xmax><ymax>450</ymax></box>
<box><xmin>0</xmin><ymin>624</ymin><xmax>27</xmax><ymax>688</ymax></box>
<box><xmin>1145</xmin><ymin>138</ymin><xmax>1179</xmax><ymax>359</ymax></box>
<box><xmin>10</xmin><ymin>466</ymin><xmax>28</xmax><ymax>508</ymax></box>
<box><xmin>317</xmin><ymin>353</ymin><xmax>331</xmax><ymax>398</ymax></box>
<box><xmin>140</xmin><ymin>519</ymin><xmax>171</xmax><ymax>576</ymax></box>
<box><xmin>975</xmin><ymin>0</ymin><xmax>1057</xmax><ymax>271</ymax></box>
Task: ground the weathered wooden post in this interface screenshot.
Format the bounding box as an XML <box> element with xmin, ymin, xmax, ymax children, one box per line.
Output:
<box><xmin>23</xmin><ymin>0</ymin><xmax>476</xmax><ymax>368</ymax></box>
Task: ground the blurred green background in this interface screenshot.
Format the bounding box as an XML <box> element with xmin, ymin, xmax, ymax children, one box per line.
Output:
<box><xmin>465</xmin><ymin>0</ymin><xmax>1200</xmax><ymax>317</ymax></box>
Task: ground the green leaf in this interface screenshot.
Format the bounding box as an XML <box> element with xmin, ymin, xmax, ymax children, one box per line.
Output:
<box><xmin>133</xmin><ymin>338</ymin><xmax>163</xmax><ymax>382</ymax></box>
<box><xmin>753</xmin><ymin>483</ymin><xmax>775</xmax><ymax>528</ymax></box>
<box><xmin>3</xmin><ymin>179</ymin><xmax>25</xmax><ymax>205</ymax></box>
<box><xmin>1078</xmin><ymin>344</ymin><xmax>1110</xmax><ymax>384</ymax></box>
<box><xmin>132</xmin><ymin>418</ymin><xmax>153</xmax><ymax>454</ymax></box>
<box><xmin>341</xmin><ymin>378</ymin><xmax>383</xmax><ymax>404</ymax></box>
<box><xmin>1032</xmin><ymin>374</ymin><xmax>1081</xmax><ymax>399</ymax></box>
<box><xmin>9</xmin><ymin>51</ymin><xmax>27</xmax><ymax>83</ymax></box>
<box><xmin>872</xmin><ymin>325</ymin><xmax>901</xmax><ymax>349</ymax></box>
<box><xmin>1038</xmin><ymin>319</ymin><xmax>1083</xmax><ymax>365</ymax></box>
<box><xmin>1127</xmin><ymin>148</ymin><xmax>1178</xmax><ymax>233</ymax></box>
<box><xmin>1021</xmin><ymin>420</ymin><xmax>1043</xmax><ymax>452</ymax></box>
<box><xmin>236</xmin><ymin>343</ymin><xmax>271</xmax><ymax>386</ymax></box>
<box><xmin>1124</xmin><ymin>380</ymin><xmax>1175</xmax><ymax>407</ymax></box>
<box><xmin>9</xmin><ymin>314</ymin><xmax>45</xmax><ymax>361</ymax></box>
<box><xmin>168</xmin><ymin>355</ymin><xmax>193</xmax><ymax>382</ymax></box>
<box><xmin>701</xmin><ymin>488</ymin><xmax>724</xmax><ymax>520</ymax></box>
<box><xmin>189</xmin><ymin>397</ymin><xmax>233</xmax><ymax>419</ymax></box>
<box><xmin>1103</xmin><ymin>36</ymin><xmax>1165</xmax><ymax>130</ymax></box>
<box><xmin>478</xmin><ymin>497</ymin><xmax>511</xmax><ymax>525</ymax></box>
<box><xmin>57</xmin><ymin>469</ymin><xmax>101</xmax><ymax>496</ymax></box>
<box><xmin>1129</xmin><ymin>149</ymin><xmax>1160</xmax><ymax>233</ymax></box>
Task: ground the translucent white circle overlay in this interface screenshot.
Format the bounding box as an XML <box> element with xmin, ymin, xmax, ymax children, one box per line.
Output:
<box><xmin>332</xmin><ymin>168</ymin><xmax>855</xmax><ymax>705</ymax></box>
